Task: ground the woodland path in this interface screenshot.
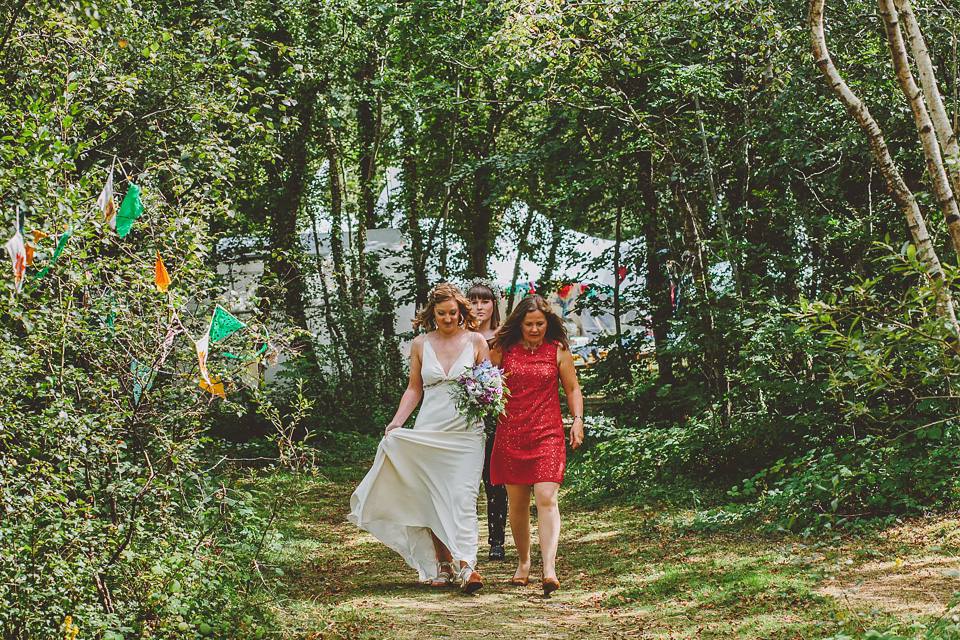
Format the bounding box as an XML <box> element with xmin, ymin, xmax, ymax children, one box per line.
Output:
<box><xmin>264</xmin><ymin>466</ymin><xmax>960</xmax><ymax>639</ymax></box>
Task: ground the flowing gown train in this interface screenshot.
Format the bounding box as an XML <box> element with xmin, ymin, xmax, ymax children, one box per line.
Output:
<box><xmin>348</xmin><ymin>339</ymin><xmax>485</xmax><ymax>580</ymax></box>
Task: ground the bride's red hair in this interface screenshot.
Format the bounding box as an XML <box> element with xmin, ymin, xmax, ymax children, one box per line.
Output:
<box><xmin>413</xmin><ymin>283</ymin><xmax>479</xmax><ymax>331</ymax></box>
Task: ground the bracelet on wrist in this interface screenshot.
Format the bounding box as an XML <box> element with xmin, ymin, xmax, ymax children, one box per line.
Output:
<box><xmin>572</xmin><ymin>415</ymin><xmax>584</xmax><ymax>422</ymax></box>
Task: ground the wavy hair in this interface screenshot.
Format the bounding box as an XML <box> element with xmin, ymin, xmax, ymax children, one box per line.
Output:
<box><xmin>413</xmin><ymin>283</ymin><xmax>479</xmax><ymax>331</ymax></box>
<box><xmin>490</xmin><ymin>294</ymin><xmax>568</xmax><ymax>352</ymax></box>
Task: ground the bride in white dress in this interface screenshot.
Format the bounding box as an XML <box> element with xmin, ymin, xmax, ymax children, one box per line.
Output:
<box><xmin>349</xmin><ymin>283</ymin><xmax>489</xmax><ymax>593</ymax></box>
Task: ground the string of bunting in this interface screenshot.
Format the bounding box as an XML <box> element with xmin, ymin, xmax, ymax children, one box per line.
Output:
<box><xmin>5</xmin><ymin>159</ymin><xmax>277</xmax><ymax>402</ymax></box>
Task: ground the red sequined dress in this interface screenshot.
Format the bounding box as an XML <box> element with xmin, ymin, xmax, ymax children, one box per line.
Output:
<box><xmin>490</xmin><ymin>340</ymin><xmax>565</xmax><ymax>485</ymax></box>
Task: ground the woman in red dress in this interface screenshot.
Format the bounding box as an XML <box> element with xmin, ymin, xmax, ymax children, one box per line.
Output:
<box><xmin>489</xmin><ymin>294</ymin><xmax>584</xmax><ymax>596</ymax></box>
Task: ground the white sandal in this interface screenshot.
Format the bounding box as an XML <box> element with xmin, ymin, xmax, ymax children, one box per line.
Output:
<box><xmin>457</xmin><ymin>565</ymin><xmax>483</xmax><ymax>594</ymax></box>
<box><xmin>430</xmin><ymin>562</ymin><xmax>455</xmax><ymax>587</ymax></box>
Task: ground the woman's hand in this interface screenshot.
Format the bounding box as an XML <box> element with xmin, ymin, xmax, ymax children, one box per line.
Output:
<box><xmin>569</xmin><ymin>417</ymin><xmax>585</xmax><ymax>449</ymax></box>
<box><xmin>384</xmin><ymin>422</ymin><xmax>403</xmax><ymax>437</ymax></box>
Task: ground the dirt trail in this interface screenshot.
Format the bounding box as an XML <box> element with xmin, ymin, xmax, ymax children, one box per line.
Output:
<box><xmin>267</xmin><ymin>471</ymin><xmax>960</xmax><ymax>639</ymax></box>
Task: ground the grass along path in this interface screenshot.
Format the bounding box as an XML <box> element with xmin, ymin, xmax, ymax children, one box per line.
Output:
<box><xmin>258</xmin><ymin>466</ymin><xmax>960</xmax><ymax>639</ymax></box>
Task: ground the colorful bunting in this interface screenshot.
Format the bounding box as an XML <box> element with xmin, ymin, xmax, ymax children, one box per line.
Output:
<box><xmin>155</xmin><ymin>252</ymin><xmax>171</xmax><ymax>292</ymax></box>
<box><xmin>131</xmin><ymin>358</ymin><xmax>157</xmax><ymax>404</ymax></box>
<box><xmin>197</xmin><ymin>376</ymin><xmax>225</xmax><ymax>398</ymax></box>
<box><xmin>195</xmin><ymin>333</ymin><xmax>211</xmax><ymax>384</ymax></box>
<box><xmin>158</xmin><ymin>323</ymin><xmax>180</xmax><ymax>367</ymax></box>
<box><xmin>25</xmin><ymin>230</ymin><xmax>49</xmax><ymax>267</ymax></box>
<box><xmin>34</xmin><ymin>230</ymin><xmax>71</xmax><ymax>279</ymax></box>
<box><xmin>116</xmin><ymin>183</ymin><xmax>144</xmax><ymax>239</ymax></box>
<box><xmin>4</xmin><ymin>231</ymin><xmax>26</xmax><ymax>293</ymax></box>
<box><xmin>209</xmin><ymin>305</ymin><xmax>244</xmax><ymax>342</ymax></box>
<box><xmin>97</xmin><ymin>167</ymin><xmax>116</xmax><ymax>228</ymax></box>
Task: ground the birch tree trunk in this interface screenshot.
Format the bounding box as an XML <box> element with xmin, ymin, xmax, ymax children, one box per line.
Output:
<box><xmin>879</xmin><ymin>0</ymin><xmax>960</xmax><ymax>252</ymax></box>
<box><xmin>894</xmin><ymin>0</ymin><xmax>960</xmax><ymax>207</ymax></box>
<box><xmin>810</xmin><ymin>0</ymin><xmax>960</xmax><ymax>339</ymax></box>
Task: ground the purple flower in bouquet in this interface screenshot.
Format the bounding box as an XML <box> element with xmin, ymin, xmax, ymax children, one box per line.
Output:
<box><xmin>450</xmin><ymin>359</ymin><xmax>509</xmax><ymax>432</ymax></box>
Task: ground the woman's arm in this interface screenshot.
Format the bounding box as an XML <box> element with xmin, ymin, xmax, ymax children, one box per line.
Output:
<box><xmin>557</xmin><ymin>346</ymin><xmax>584</xmax><ymax>449</ymax></box>
<box><xmin>489</xmin><ymin>345</ymin><xmax>502</xmax><ymax>368</ymax></box>
<box><xmin>473</xmin><ymin>331</ymin><xmax>491</xmax><ymax>364</ymax></box>
<box><xmin>385</xmin><ymin>336</ymin><xmax>426</xmax><ymax>436</ymax></box>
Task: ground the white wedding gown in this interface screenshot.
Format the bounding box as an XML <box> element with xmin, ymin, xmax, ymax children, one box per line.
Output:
<box><xmin>348</xmin><ymin>339</ymin><xmax>485</xmax><ymax>580</ymax></box>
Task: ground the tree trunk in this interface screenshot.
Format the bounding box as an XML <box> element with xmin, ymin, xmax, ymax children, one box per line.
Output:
<box><xmin>507</xmin><ymin>208</ymin><xmax>536</xmax><ymax>315</ymax></box>
<box><xmin>540</xmin><ymin>219</ymin><xmax>562</xmax><ymax>284</ymax></box>
<box><xmin>399</xmin><ymin>110</ymin><xmax>430</xmax><ymax>308</ymax></box>
<box><xmin>265</xmin><ymin>84</ymin><xmax>318</xmax><ymax>371</ymax></box>
<box><xmin>638</xmin><ymin>150</ymin><xmax>674</xmax><ymax>382</ymax></box>
<box><xmin>694</xmin><ymin>94</ymin><xmax>745</xmax><ymax>303</ymax></box>
<box><xmin>879</xmin><ymin>0</ymin><xmax>960</xmax><ymax>252</ymax></box>
<box><xmin>810</xmin><ymin>0</ymin><xmax>960</xmax><ymax>339</ymax></box>
<box><xmin>675</xmin><ymin>181</ymin><xmax>726</xmax><ymax>393</ymax></box>
<box><xmin>613</xmin><ymin>164</ymin><xmax>627</xmax><ymax>384</ymax></box>
<box><xmin>895</xmin><ymin>0</ymin><xmax>960</xmax><ymax>211</ymax></box>
<box><xmin>323</xmin><ymin>120</ymin><xmax>350</xmax><ymax>297</ymax></box>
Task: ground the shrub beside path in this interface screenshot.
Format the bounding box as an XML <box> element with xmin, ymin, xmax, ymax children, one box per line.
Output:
<box><xmin>261</xmin><ymin>467</ymin><xmax>960</xmax><ymax>639</ymax></box>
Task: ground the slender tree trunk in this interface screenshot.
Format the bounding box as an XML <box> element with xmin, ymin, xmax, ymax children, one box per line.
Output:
<box><xmin>880</xmin><ymin>0</ymin><xmax>960</xmax><ymax>252</ymax></box>
<box><xmin>694</xmin><ymin>94</ymin><xmax>745</xmax><ymax>303</ymax></box>
<box><xmin>323</xmin><ymin>120</ymin><xmax>349</xmax><ymax>296</ymax></box>
<box><xmin>507</xmin><ymin>208</ymin><xmax>536</xmax><ymax>315</ymax></box>
<box><xmin>675</xmin><ymin>182</ymin><xmax>725</xmax><ymax>393</ymax></box>
<box><xmin>638</xmin><ymin>150</ymin><xmax>674</xmax><ymax>382</ymax></box>
<box><xmin>540</xmin><ymin>219</ymin><xmax>563</xmax><ymax>284</ymax></box>
<box><xmin>311</xmin><ymin>211</ymin><xmax>346</xmax><ymax>381</ymax></box>
<box><xmin>399</xmin><ymin>110</ymin><xmax>430</xmax><ymax>308</ymax></box>
<box><xmin>613</xmin><ymin>163</ymin><xmax>627</xmax><ymax>384</ymax></box>
<box><xmin>811</xmin><ymin>0</ymin><xmax>960</xmax><ymax>340</ymax></box>
<box><xmin>894</xmin><ymin>0</ymin><xmax>960</xmax><ymax>207</ymax></box>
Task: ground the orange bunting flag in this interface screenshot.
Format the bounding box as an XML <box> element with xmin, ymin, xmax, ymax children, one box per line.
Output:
<box><xmin>25</xmin><ymin>230</ymin><xmax>49</xmax><ymax>266</ymax></box>
<box><xmin>197</xmin><ymin>376</ymin><xmax>225</xmax><ymax>398</ymax></box>
<box><xmin>155</xmin><ymin>252</ymin><xmax>170</xmax><ymax>292</ymax></box>
<box><xmin>4</xmin><ymin>231</ymin><xmax>26</xmax><ymax>293</ymax></box>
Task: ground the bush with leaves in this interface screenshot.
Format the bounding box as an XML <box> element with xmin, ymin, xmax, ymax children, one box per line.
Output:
<box><xmin>0</xmin><ymin>2</ymin><xmax>298</xmax><ymax>636</ymax></box>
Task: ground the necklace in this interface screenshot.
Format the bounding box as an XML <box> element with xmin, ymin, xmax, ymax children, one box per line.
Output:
<box><xmin>521</xmin><ymin>339</ymin><xmax>543</xmax><ymax>353</ymax></box>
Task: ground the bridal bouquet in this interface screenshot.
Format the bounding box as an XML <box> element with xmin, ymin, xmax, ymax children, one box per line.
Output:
<box><xmin>452</xmin><ymin>359</ymin><xmax>508</xmax><ymax>433</ymax></box>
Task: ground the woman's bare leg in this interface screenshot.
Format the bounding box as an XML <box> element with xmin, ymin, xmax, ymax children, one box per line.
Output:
<box><xmin>533</xmin><ymin>482</ymin><xmax>561</xmax><ymax>581</ymax></box>
<box><xmin>506</xmin><ymin>484</ymin><xmax>533</xmax><ymax>580</ymax></box>
<box><xmin>430</xmin><ymin>530</ymin><xmax>453</xmax><ymax>564</ymax></box>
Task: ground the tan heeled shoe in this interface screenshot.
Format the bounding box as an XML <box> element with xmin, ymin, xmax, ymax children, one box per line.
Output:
<box><xmin>458</xmin><ymin>566</ymin><xmax>483</xmax><ymax>594</ymax></box>
<box><xmin>542</xmin><ymin>577</ymin><xmax>559</xmax><ymax>597</ymax></box>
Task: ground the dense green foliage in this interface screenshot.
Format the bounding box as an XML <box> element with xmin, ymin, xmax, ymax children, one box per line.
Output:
<box><xmin>5</xmin><ymin>0</ymin><xmax>960</xmax><ymax>636</ymax></box>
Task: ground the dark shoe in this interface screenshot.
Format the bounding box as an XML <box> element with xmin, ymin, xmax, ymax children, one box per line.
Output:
<box><xmin>542</xmin><ymin>577</ymin><xmax>559</xmax><ymax>597</ymax></box>
<box><xmin>488</xmin><ymin>544</ymin><xmax>505</xmax><ymax>561</ymax></box>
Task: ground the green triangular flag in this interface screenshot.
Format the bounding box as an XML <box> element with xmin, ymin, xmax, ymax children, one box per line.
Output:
<box><xmin>209</xmin><ymin>304</ymin><xmax>244</xmax><ymax>342</ymax></box>
<box><xmin>116</xmin><ymin>184</ymin><xmax>144</xmax><ymax>239</ymax></box>
<box><xmin>131</xmin><ymin>357</ymin><xmax>156</xmax><ymax>404</ymax></box>
<box><xmin>34</xmin><ymin>230</ymin><xmax>71</xmax><ymax>279</ymax></box>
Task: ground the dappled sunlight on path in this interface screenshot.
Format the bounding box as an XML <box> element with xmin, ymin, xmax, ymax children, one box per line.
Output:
<box><xmin>266</xmin><ymin>470</ymin><xmax>960</xmax><ymax>639</ymax></box>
